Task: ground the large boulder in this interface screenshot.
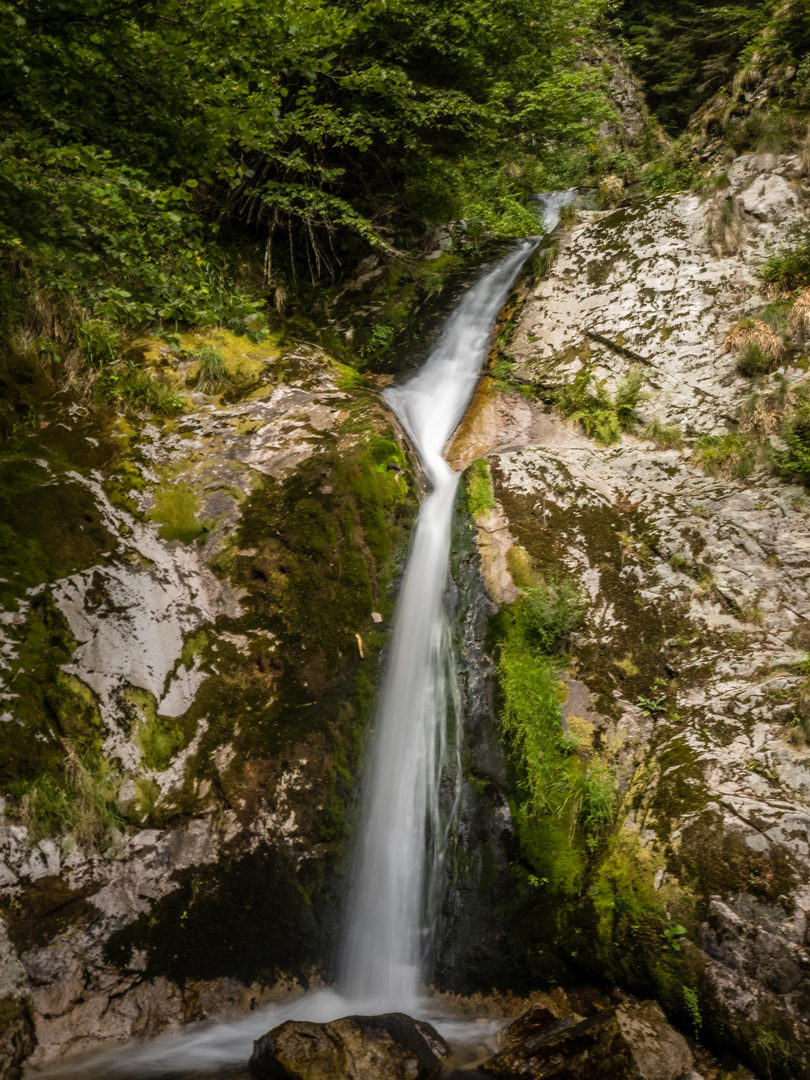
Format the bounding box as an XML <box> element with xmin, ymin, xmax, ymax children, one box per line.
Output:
<box><xmin>248</xmin><ymin>1011</ymin><xmax>450</xmax><ymax>1080</ymax></box>
<box><xmin>482</xmin><ymin>1000</ymin><xmax>693</xmax><ymax>1080</ymax></box>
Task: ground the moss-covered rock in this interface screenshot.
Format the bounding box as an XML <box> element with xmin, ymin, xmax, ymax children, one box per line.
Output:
<box><xmin>0</xmin><ymin>330</ymin><xmax>419</xmax><ymax>1068</ymax></box>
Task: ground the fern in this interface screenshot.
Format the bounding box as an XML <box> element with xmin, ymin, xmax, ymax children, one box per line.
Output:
<box><xmin>550</xmin><ymin>366</ymin><xmax>646</xmax><ymax>445</ymax></box>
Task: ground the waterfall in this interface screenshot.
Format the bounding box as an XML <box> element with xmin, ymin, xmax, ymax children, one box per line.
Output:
<box><xmin>338</xmin><ymin>236</ymin><xmax>546</xmax><ymax>1008</ymax></box>
<box><xmin>39</xmin><ymin>196</ymin><xmax>574</xmax><ymax>1078</ymax></box>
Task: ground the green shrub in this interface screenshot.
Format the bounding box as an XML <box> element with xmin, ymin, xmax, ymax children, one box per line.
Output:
<box><xmin>761</xmin><ymin>243</ymin><xmax>810</xmax><ymax>294</ymax></box>
<box><xmin>550</xmin><ymin>366</ymin><xmax>646</xmax><ymax>445</ymax></box>
<box><xmin>641</xmin><ymin>159</ymin><xmax>698</xmax><ymax>196</ymax></box>
<box><xmin>360</xmin><ymin>322</ymin><xmax>397</xmax><ymax>358</ymax></box>
<box><xmin>517</xmin><ymin>578</ymin><xmax>587</xmax><ymax>655</ymax></box>
<box><xmin>96</xmin><ymin>363</ymin><xmax>185</xmax><ymax>416</ymax></box>
<box><xmin>775</xmin><ymin>407</ymin><xmax>810</xmax><ymax>485</ymax></box>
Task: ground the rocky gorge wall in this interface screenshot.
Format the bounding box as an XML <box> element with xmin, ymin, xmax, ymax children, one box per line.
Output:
<box><xmin>0</xmin><ymin>328</ymin><xmax>420</xmax><ymax>1073</ymax></box>
<box><xmin>3</xmin><ymin>141</ymin><xmax>810</xmax><ymax>1080</ymax></box>
<box><xmin>445</xmin><ymin>152</ymin><xmax>810</xmax><ymax>1078</ymax></box>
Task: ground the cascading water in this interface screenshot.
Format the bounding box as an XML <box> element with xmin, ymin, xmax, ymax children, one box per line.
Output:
<box><xmin>339</xmin><ymin>239</ymin><xmax>541</xmax><ymax>1008</ymax></box>
<box><xmin>39</xmin><ymin>192</ymin><xmax>573</xmax><ymax>1078</ymax></box>
<box><xmin>339</xmin><ymin>190</ymin><xmax>574</xmax><ymax>1006</ymax></box>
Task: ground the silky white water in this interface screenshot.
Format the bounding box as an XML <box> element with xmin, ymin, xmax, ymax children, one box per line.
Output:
<box><xmin>338</xmin><ymin>237</ymin><xmax>541</xmax><ymax>1007</ymax></box>
<box><xmin>35</xmin><ymin>194</ymin><xmax>573</xmax><ymax>1079</ymax></box>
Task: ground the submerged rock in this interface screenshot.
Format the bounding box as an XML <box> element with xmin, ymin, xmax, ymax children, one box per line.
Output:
<box><xmin>248</xmin><ymin>1011</ymin><xmax>450</xmax><ymax>1080</ymax></box>
<box><xmin>482</xmin><ymin>1000</ymin><xmax>693</xmax><ymax>1080</ymax></box>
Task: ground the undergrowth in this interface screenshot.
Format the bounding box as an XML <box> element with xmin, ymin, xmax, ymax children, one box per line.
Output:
<box><xmin>21</xmin><ymin>741</ymin><xmax>122</xmax><ymax>852</ymax></box>
<box><xmin>497</xmin><ymin>574</ymin><xmax>614</xmax><ymax>850</ymax></box>
<box><xmin>761</xmin><ymin>239</ymin><xmax>810</xmax><ymax>295</ymax></box>
<box><xmin>548</xmin><ymin>367</ymin><xmax>646</xmax><ymax>445</ymax></box>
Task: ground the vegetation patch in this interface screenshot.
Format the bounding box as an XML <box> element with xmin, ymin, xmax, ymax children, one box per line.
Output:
<box><xmin>21</xmin><ymin>740</ymin><xmax>122</xmax><ymax>853</ymax></box>
<box><xmin>494</xmin><ymin>570</ymin><xmax>616</xmax><ymax>898</ymax></box>
<box><xmin>693</xmin><ymin>432</ymin><xmax>759</xmax><ymax>480</ymax></box>
<box><xmin>546</xmin><ymin>366</ymin><xmax>646</xmax><ymax>445</ymax></box>
<box><xmin>724</xmin><ymin>320</ymin><xmax>784</xmax><ymax>362</ymax></box>
<box><xmin>465</xmin><ymin>459</ymin><xmax>496</xmax><ymax>521</ymax></box>
<box><xmin>0</xmin><ymin>464</ymin><xmax>115</xmax><ymax>608</ymax></box>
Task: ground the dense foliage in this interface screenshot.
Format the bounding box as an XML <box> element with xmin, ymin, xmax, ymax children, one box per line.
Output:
<box><xmin>614</xmin><ymin>0</ymin><xmax>809</xmax><ymax>134</ymax></box>
<box><xmin>0</xmin><ymin>0</ymin><xmax>614</xmax><ymax>335</ymax></box>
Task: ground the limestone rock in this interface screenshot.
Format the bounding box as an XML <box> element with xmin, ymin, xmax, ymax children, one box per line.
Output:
<box><xmin>482</xmin><ymin>1000</ymin><xmax>693</xmax><ymax>1080</ymax></box>
<box><xmin>248</xmin><ymin>1012</ymin><xmax>450</xmax><ymax>1080</ymax></box>
<box><xmin>0</xmin><ymin>920</ymin><xmax>35</xmax><ymax>1080</ymax></box>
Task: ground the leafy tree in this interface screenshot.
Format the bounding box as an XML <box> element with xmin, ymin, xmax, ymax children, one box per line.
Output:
<box><xmin>614</xmin><ymin>0</ymin><xmax>767</xmax><ymax>133</ymax></box>
<box><xmin>0</xmin><ymin>0</ymin><xmax>616</xmax><ymax>333</ymax></box>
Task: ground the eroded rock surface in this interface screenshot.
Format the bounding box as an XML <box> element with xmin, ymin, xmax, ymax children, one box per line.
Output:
<box><xmin>510</xmin><ymin>154</ymin><xmax>807</xmax><ymax>433</ymax></box>
<box><xmin>454</xmin><ymin>154</ymin><xmax>810</xmax><ymax>1078</ymax></box>
<box><xmin>0</xmin><ymin>333</ymin><xmax>417</xmax><ymax>1068</ymax></box>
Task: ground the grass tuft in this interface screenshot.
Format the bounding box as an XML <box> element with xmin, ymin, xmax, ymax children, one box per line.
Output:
<box><xmin>704</xmin><ymin>194</ymin><xmax>746</xmax><ymax>257</ymax></box>
<box><xmin>724</xmin><ymin>319</ymin><xmax>784</xmax><ymax>361</ymax></box>
<box><xmin>193</xmin><ymin>344</ymin><xmax>230</xmax><ymax>393</ymax></box>
<box><xmin>76</xmin><ymin>318</ymin><xmax>124</xmax><ymax>369</ymax></box>
<box><xmin>693</xmin><ymin>432</ymin><xmax>758</xmax><ymax>480</ymax></box>
<box><xmin>736</xmin><ymin>342</ymin><xmax>778</xmax><ymax>378</ymax></box>
<box><xmin>21</xmin><ymin>741</ymin><xmax>123</xmax><ymax>852</ymax></box>
<box><xmin>643</xmin><ymin>419</ymin><xmax>684</xmax><ymax>448</ymax></box>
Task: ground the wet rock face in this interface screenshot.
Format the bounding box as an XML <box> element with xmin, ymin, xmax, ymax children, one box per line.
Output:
<box><xmin>0</xmin><ymin>920</ymin><xmax>35</xmax><ymax>1080</ymax></box>
<box><xmin>0</xmin><ymin>335</ymin><xmax>418</xmax><ymax>1068</ymax></box>
<box><xmin>248</xmin><ymin>1012</ymin><xmax>450</xmax><ymax>1080</ymax></box>
<box><xmin>461</xmin><ymin>152</ymin><xmax>810</xmax><ymax>1078</ymax></box>
<box><xmin>482</xmin><ymin>1000</ymin><xmax>693</xmax><ymax>1080</ymax></box>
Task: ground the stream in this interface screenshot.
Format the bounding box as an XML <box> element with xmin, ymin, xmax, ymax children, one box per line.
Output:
<box><xmin>35</xmin><ymin>193</ymin><xmax>573</xmax><ymax>1080</ymax></box>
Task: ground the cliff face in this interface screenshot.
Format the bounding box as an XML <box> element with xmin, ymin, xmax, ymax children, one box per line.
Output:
<box><xmin>0</xmin><ymin>330</ymin><xmax>418</xmax><ymax>1069</ymax></box>
<box><xmin>449</xmin><ymin>152</ymin><xmax>810</xmax><ymax>1077</ymax></box>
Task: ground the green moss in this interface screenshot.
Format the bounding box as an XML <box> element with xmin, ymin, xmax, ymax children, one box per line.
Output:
<box><xmin>0</xmin><ymin>597</ymin><xmax>97</xmax><ymax>797</ymax></box>
<box><xmin>126</xmin><ymin>777</ymin><xmax>163</xmax><ymax>825</ymax></box>
<box><xmin>465</xmin><ymin>459</ymin><xmax>496</xmax><ymax>520</ymax></box>
<box><xmin>128</xmin><ymin>426</ymin><xmax>418</xmax><ymax>829</ymax></box>
<box><xmin>0</xmin><ymin>462</ymin><xmax>115</xmax><ymax>608</ymax></box>
<box><xmin>150</xmin><ymin>481</ymin><xmax>206</xmax><ymax>542</ymax></box>
<box><xmin>125</xmin><ymin>687</ymin><xmax>197</xmax><ymax>773</ymax></box>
